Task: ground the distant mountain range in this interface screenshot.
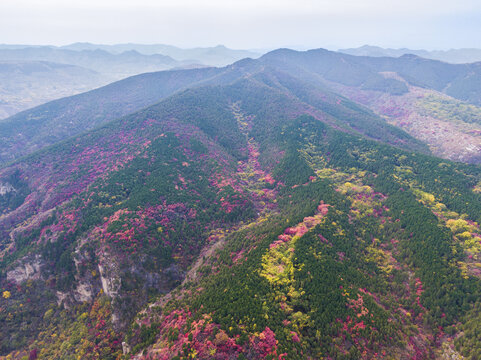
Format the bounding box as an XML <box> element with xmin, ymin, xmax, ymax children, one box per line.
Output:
<box><xmin>0</xmin><ymin>47</ymin><xmax>184</xmax><ymax>79</ymax></box>
<box><xmin>339</xmin><ymin>45</ymin><xmax>481</xmax><ymax>64</ymax></box>
<box><xmin>0</xmin><ymin>43</ymin><xmax>263</xmax><ymax>118</ymax></box>
<box><xmin>0</xmin><ymin>43</ymin><xmax>262</xmax><ymax>69</ymax></box>
<box><xmin>60</xmin><ymin>42</ymin><xmax>262</xmax><ymax>67</ymax></box>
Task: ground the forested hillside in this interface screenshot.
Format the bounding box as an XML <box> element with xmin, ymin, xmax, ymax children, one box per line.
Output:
<box><xmin>0</xmin><ymin>67</ymin><xmax>223</xmax><ymax>165</ymax></box>
<box><xmin>126</xmin><ymin>115</ymin><xmax>481</xmax><ymax>359</ymax></box>
<box><xmin>258</xmin><ymin>48</ymin><xmax>481</xmax><ymax>106</ymax></box>
<box><xmin>2</xmin><ymin>49</ymin><xmax>481</xmax><ymax>359</ymax></box>
<box><xmin>5</xmin><ymin>47</ymin><xmax>481</xmax><ymax>168</ymax></box>
<box><xmin>0</xmin><ymin>52</ymin><xmax>432</xmax><ymax>166</ymax></box>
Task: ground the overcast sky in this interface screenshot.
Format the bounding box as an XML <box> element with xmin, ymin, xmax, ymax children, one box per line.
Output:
<box><xmin>1</xmin><ymin>0</ymin><xmax>480</xmax><ymax>50</ymax></box>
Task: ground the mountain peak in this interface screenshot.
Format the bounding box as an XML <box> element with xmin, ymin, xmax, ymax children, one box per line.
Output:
<box><xmin>399</xmin><ymin>53</ymin><xmax>421</xmax><ymax>59</ymax></box>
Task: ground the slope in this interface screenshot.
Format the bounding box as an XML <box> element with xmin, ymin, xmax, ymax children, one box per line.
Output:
<box><xmin>255</xmin><ymin>48</ymin><xmax>481</xmax><ymax>164</ymax></box>
<box><xmin>326</xmin><ymin>76</ymin><xmax>481</xmax><ymax>164</ymax></box>
<box><xmin>0</xmin><ymin>67</ymin><xmax>223</xmax><ymax>165</ymax></box>
<box><xmin>0</xmin><ymin>59</ymin><xmax>428</xmax><ymax>167</ymax></box>
<box><xmin>0</xmin><ymin>61</ymin><xmax>111</xmax><ymax>119</ymax></box>
<box><xmin>130</xmin><ymin>115</ymin><xmax>481</xmax><ymax>360</ymax></box>
<box><xmin>0</xmin><ymin>72</ymin><xmax>426</xmax><ymax>356</ymax></box>
<box><xmin>259</xmin><ymin>48</ymin><xmax>481</xmax><ymax>106</ymax></box>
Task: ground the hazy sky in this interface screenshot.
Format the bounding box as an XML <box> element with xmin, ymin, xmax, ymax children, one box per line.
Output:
<box><xmin>1</xmin><ymin>0</ymin><xmax>480</xmax><ymax>50</ymax></box>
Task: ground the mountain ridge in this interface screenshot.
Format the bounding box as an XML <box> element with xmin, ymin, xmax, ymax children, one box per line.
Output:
<box><xmin>340</xmin><ymin>44</ymin><xmax>481</xmax><ymax>64</ymax></box>
<box><xmin>0</xmin><ymin>63</ymin><xmax>429</xmax><ymax>167</ymax></box>
<box><xmin>0</xmin><ymin>60</ymin><xmax>111</xmax><ymax>119</ymax></box>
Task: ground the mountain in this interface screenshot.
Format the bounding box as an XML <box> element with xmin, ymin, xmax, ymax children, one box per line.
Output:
<box><xmin>340</xmin><ymin>45</ymin><xmax>481</xmax><ymax>64</ymax></box>
<box><xmin>60</xmin><ymin>43</ymin><xmax>263</xmax><ymax>67</ymax></box>
<box><xmin>1</xmin><ymin>75</ymin><xmax>481</xmax><ymax>359</ymax></box>
<box><xmin>0</xmin><ymin>47</ymin><xmax>184</xmax><ymax>79</ymax></box>
<box><xmin>258</xmin><ymin>48</ymin><xmax>481</xmax><ymax>106</ymax></box>
<box><xmin>6</xmin><ymin>47</ymin><xmax>481</xmax><ymax>166</ymax></box>
<box><xmin>0</xmin><ymin>61</ymin><xmax>111</xmax><ymax>119</ymax></box>
<box><xmin>0</xmin><ymin>67</ymin><xmax>224</xmax><ymax>165</ymax></box>
<box><xmin>254</xmin><ymin>48</ymin><xmax>481</xmax><ymax>163</ymax></box>
<box><xmin>0</xmin><ymin>55</ymin><xmax>428</xmax><ymax>166</ymax></box>
<box><xmin>2</xmin><ymin>47</ymin><xmax>481</xmax><ymax>359</ymax></box>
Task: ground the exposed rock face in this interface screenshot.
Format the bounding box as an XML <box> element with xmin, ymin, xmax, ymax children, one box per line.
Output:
<box><xmin>6</xmin><ymin>255</ymin><xmax>43</xmax><ymax>283</ymax></box>
<box><xmin>73</xmin><ymin>282</ymin><xmax>96</xmax><ymax>303</ymax></box>
<box><xmin>0</xmin><ymin>182</ymin><xmax>15</xmax><ymax>195</ymax></box>
<box><xmin>122</xmin><ymin>341</ymin><xmax>131</xmax><ymax>355</ymax></box>
<box><xmin>98</xmin><ymin>262</ymin><xmax>121</xmax><ymax>299</ymax></box>
<box><xmin>56</xmin><ymin>291</ymin><xmax>70</xmax><ymax>307</ymax></box>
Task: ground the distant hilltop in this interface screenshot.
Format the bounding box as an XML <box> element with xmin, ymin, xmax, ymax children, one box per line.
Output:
<box><xmin>339</xmin><ymin>44</ymin><xmax>481</xmax><ymax>64</ymax></box>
